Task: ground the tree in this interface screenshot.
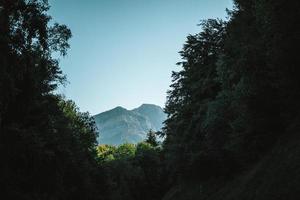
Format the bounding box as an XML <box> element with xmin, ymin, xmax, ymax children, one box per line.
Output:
<box><xmin>163</xmin><ymin>19</ymin><xmax>227</xmax><ymax>180</ymax></box>
<box><xmin>145</xmin><ymin>129</ymin><xmax>159</xmax><ymax>147</ymax></box>
<box><xmin>163</xmin><ymin>0</ymin><xmax>300</xmax><ymax>184</ymax></box>
<box><xmin>0</xmin><ymin>1</ymin><xmax>104</xmax><ymax>199</ymax></box>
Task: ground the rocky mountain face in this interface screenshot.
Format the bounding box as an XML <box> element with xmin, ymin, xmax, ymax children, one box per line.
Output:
<box><xmin>93</xmin><ymin>104</ymin><xmax>166</xmax><ymax>145</ymax></box>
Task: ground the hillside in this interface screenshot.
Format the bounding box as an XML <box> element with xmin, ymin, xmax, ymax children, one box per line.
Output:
<box><xmin>93</xmin><ymin>104</ymin><xmax>166</xmax><ymax>145</ymax></box>
<box><xmin>163</xmin><ymin>129</ymin><xmax>300</xmax><ymax>200</ymax></box>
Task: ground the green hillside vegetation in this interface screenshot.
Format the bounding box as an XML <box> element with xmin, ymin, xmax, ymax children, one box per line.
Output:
<box><xmin>96</xmin><ymin>136</ymin><xmax>166</xmax><ymax>200</ymax></box>
<box><xmin>1</xmin><ymin>0</ymin><xmax>299</xmax><ymax>200</ymax></box>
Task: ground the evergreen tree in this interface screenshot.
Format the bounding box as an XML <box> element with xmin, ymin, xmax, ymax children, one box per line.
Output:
<box><xmin>146</xmin><ymin>129</ymin><xmax>159</xmax><ymax>147</ymax></box>
<box><xmin>163</xmin><ymin>19</ymin><xmax>227</xmax><ymax>180</ymax></box>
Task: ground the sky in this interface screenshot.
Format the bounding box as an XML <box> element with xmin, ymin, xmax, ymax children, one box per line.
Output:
<box><xmin>49</xmin><ymin>0</ymin><xmax>233</xmax><ymax>115</ymax></box>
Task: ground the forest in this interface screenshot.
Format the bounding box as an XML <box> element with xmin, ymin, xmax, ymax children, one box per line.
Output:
<box><xmin>0</xmin><ymin>0</ymin><xmax>300</xmax><ymax>199</ymax></box>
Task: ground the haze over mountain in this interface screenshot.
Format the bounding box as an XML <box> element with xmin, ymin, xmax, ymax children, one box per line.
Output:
<box><xmin>93</xmin><ymin>104</ymin><xmax>166</xmax><ymax>145</ymax></box>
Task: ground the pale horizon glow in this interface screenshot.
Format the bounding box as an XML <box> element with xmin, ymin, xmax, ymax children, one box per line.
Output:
<box><xmin>49</xmin><ymin>0</ymin><xmax>233</xmax><ymax>115</ymax></box>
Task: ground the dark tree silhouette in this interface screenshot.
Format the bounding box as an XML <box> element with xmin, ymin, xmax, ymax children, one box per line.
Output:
<box><xmin>0</xmin><ymin>1</ymin><xmax>104</xmax><ymax>199</ymax></box>
<box><xmin>1</xmin><ymin>0</ymin><xmax>300</xmax><ymax>199</ymax></box>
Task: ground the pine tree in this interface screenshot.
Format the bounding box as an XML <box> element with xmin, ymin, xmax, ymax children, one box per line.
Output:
<box><xmin>146</xmin><ymin>129</ymin><xmax>159</xmax><ymax>147</ymax></box>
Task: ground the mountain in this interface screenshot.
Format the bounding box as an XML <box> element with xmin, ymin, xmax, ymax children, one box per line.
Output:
<box><xmin>93</xmin><ymin>104</ymin><xmax>167</xmax><ymax>145</ymax></box>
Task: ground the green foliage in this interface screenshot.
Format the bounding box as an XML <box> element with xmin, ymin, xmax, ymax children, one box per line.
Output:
<box><xmin>96</xmin><ymin>141</ymin><xmax>166</xmax><ymax>200</ymax></box>
<box><xmin>145</xmin><ymin>129</ymin><xmax>159</xmax><ymax>147</ymax></box>
<box><xmin>97</xmin><ymin>143</ymin><xmax>136</xmax><ymax>162</ymax></box>
<box><xmin>97</xmin><ymin>144</ymin><xmax>117</xmax><ymax>162</ymax></box>
<box><xmin>1</xmin><ymin>0</ymin><xmax>299</xmax><ymax>199</ymax></box>
<box><xmin>136</xmin><ymin>141</ymin><xmax>154</xmax><ymax>152</ymax></box>
<box><xmin>0</xmin><ymin>1</ymin><xmax>103</xmax><ymax>199</ymax></box>
<box><xmin>163</xmin><ymin>0</ymin><xmax>300</xmax><ymax>184</ymax></box>
<box><xmin>59</xmin><ymin>98</ymin><xmax>98</xmax><ymax>153</ymax></box>
<box><xmin>114</xmin><ymin>143</ymin><xmax>136</xmax><ymax>159</ymax></box>
<box><xmin>163</xmin><ymin>18</ymin><xmax>228</xmax><ymax>180</ymax></box>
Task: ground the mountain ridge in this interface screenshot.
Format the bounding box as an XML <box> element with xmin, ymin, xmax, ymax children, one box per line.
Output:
<box><xmin>93</xmin><ymin>104</ymin><xmax>166</xmax><ymax>145</ymax></box>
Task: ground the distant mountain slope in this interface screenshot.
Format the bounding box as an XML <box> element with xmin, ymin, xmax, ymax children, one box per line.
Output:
<box><xmin>93</xmin><ymin>104</ymin><xmax>166</xmax><ymax>145</ymax></box>
<box><xmin>132</xmin><ymin>104</ymin><xmax>166</xmax><ymax>131</ymax></box>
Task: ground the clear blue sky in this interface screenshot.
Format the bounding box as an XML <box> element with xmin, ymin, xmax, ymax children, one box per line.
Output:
<box><xmin>49</xmin><ymin>0</ymin><xmax>233</xmax><ymax>115</ymax></box>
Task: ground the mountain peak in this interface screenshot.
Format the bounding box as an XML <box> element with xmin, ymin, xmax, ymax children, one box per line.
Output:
<box><xmin>93</xmin><ymin>104</ymin><xmax>166</xmax><ymax>145</ymax></box>
<box><xmin>133</xmin><ymin>104</ymin><xmax>163</xmax><ymax>111</ymax></box>
<box><xmin>112</xmin><ymin>106</ymin><xmax>127</xmax><ymax>111</ymax></box>
<box><xmin>139</xmin><ymin>103</ymin><xmax>161</xmax><ymax>108</ymax></box>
